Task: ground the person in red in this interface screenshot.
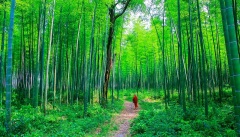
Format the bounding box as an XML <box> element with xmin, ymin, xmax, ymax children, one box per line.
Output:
<box><xmin>132</xmin><ymin>94</ymin><xmax>138</xmax><ymax>109</ymax></box>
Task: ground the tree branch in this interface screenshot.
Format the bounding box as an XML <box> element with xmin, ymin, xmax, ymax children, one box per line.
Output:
<box><xmin>114</xmin><ymin>0</ymin><xmax>131</xmax><ymax>20</ymax></box>
<box><xmin>113</xmin><ymin>1</ymin><xmax>121</xmax><ymax>8</ymax></box>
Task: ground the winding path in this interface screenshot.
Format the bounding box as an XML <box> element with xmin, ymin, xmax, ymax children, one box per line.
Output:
<box><xmin>110</xmin><ymin>101</ymin><xmax>140</xmax><ymax>137</ymax></box>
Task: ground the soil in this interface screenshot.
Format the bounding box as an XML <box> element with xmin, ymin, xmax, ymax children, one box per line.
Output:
<box><xmin>110</xmin><ymin>101</ymin><xmax>140</xmax><ymax>137</ymax></box>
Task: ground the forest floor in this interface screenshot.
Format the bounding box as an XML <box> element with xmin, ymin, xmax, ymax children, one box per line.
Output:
<box><xmin>109</xmin><ymin>101</ymin><xmax>140</xmax><ymax>137</ymax></box>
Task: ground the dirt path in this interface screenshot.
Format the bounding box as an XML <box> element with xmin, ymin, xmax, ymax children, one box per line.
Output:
<box><xmin>110</xmin><ymin>101</ymin><xmax>140</xmax><ymax>137</ymax></box>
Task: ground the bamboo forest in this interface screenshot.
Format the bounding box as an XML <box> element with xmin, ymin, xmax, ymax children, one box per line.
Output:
<box><xmin>0</xmin><ymin>0</ymin><xmax>240</xmax><ymax>136</ymax></box>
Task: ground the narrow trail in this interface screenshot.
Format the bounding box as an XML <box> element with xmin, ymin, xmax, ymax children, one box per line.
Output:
<box><xmin>110</xmin><ymin>101</ymin><xmax>140</xmax><ymax>137</ymax></box>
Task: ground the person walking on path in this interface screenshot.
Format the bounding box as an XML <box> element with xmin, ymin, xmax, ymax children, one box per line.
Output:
<box><xmin>132</xmin><ymin>94</ymin><xmax>138</xmax><ymax>109</ymax></box>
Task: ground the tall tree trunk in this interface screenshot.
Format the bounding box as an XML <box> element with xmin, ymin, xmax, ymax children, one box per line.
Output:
<box><xmin>197</xmin><ymin>0</ymin><xmax>208</xmax><ymax>117</ymax></box>
<box><xmin>222</xmin><ymin>0</ymin><xmax>240</xmax><ymax>135</ymax></box>
<box><xmin>82</xmin><ymin>1</ymin><xmax>88</xmax><ymax>117</ymax></box>
<box><xmin>220</xmin><ymin>0</ymin><xmax>235</xmax><ymax>119</ymax></box>
<box><xmin>88</xmin><ymin>2</ymin><xmax>97</xmax><ymax>105</ymax></box>
<box><xmin>162</xmin><ymin>1</ymin><xmax>167</xmax><ymax>109</ymax></box>
<box><xmin>75</xmin><ymin>3</ymin><xmax>83</xmax><ymax>105</ymax></box>
<box><xmin>232</xmin><ymin>0</ymin><xmax>239</xmax><ymax>53</ymax></box>
<box><xmin>53</xmin><ymin>43</ymin><xmax>57</xmax><ymax>108</ymax></box>
<box><xmin>65</xmin><ymin>19</ymin><xmax>69</xmax><ymax>105</ymax></box>
<box><xmin>102</xmin><ymin>8</ymin><xmax>115</xmax><ymax>106</ymax></box>
<box><xmin>102</xmin><ymin>0</ymin><xmax>131</xmax><ymax>107</ymax></box>
<box><xmin>6</xmin><ymin>0</ymin><xmax>16</xmax><ymax>132</ymax></box>
<box><xmin>44</xmin><ymin>0</ymin><xmax>55</xmax><ymax>115</ymax></box>
<box><xmin>33</xmin><ymin>2</ymin><xmax>43</xmax><ymax>108</ymax></box>
<box><xmin>0</xmin><ymin>2</ymin><xmax>6</xmax><ymax>107</ymax></box>
<box><xmin>40</xmin><ymin>0</ymin><xmax>47</xmax><ymax>108</ymax></box>
<box><xmin>117</xmin><ymin>19</ymin><xmax>124</xmax><ymax>100</ymax></box>
<box><xmin>57</xmin><ymin>7</ymin><xmax>63</xmax><ymax>105</ymax></box>
<box><xmin>188</xmin><ymin>0</ymin><xmax>196</xmax><ymax>103</ymax></box>
<box><xmin>177</xmin><ymin>0</ymin><xmax>186</xmax><ymax>113</ymax></box>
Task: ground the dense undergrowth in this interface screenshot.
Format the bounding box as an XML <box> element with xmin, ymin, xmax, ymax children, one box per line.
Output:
<box><xmin>0</xmin><ymin>99</ymin><xmax>124</xmax><ymax>136</ymax></box>
<box><xmin>0</xmin><ymin>89</ymin><xmax>237</xmax><ymax>136</ymax></box>
<box><xmin>130</xmin><ymin>89</ymin><xmax>236</xmax><ymax>137</ymax></box>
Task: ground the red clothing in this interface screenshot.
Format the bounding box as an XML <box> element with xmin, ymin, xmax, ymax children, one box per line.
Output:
<box><xmin>133</xmin><ymin>95</ymin><xmax>138</xmax><ymax>109</ymax></box>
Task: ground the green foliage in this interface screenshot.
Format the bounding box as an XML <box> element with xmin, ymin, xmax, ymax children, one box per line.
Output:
<box><xmin>0</xmin><ymin>99</ymin><xmax>124</xmax><ymax>136</ymax></box>
<box><xmin>131</xmin><ymin>100</ymin><xmax>236</xmax><ymax>137</ymax></box>
<box><xmin>0</xmin><ymin>0</ymin><xmax>236</xmax><ymax>135</ymax></box>
<box><xmin>0</xmin><ymin>109</ymin><xmax>6</xmax><ymax>136</ymax></box>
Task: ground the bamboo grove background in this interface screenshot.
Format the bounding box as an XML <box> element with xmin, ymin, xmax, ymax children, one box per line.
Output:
<box><xmin>0</xmin><ymin>0</ymin><xmax>240</xmax><ymax>133</ymax></box>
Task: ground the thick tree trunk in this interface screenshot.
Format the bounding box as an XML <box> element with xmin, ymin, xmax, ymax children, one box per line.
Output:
<box><xmin>102</xmin><ymin>0</ymin><xmax>131</xmax><ymax>107</ymax></box>
<box><xmin>222</xmin><ymin>0</ymin><xmax>240</xmax><ymax>135</ymax></box>
<box><xmin>102</xmin><ymin>8</ymin><xmax>115</xmax><ymax>106</ymax></box>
